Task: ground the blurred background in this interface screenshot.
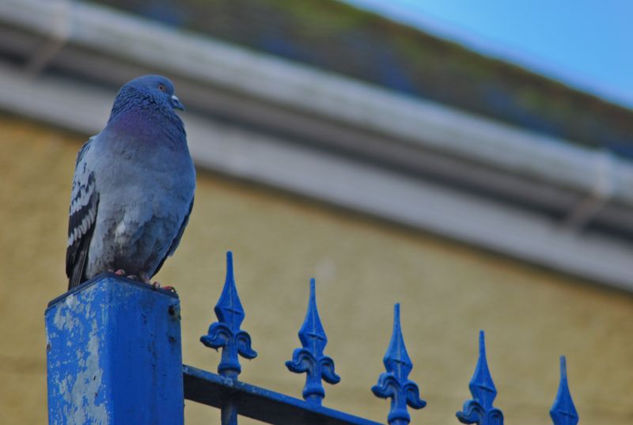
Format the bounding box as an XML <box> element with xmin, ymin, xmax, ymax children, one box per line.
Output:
<box><xmin>1</xmin><ymin>0</ymin><xmax>632</xmax><ymax>424</ymax></box>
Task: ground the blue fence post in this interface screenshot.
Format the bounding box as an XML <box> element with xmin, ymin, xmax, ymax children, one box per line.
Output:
<box><xmin>45</xmin><ymin>274</ymin><xmax>184</xmax><ymax>425</ymax></box>
<box><xmin>456</xmin><ymin>330</ymin><xmax>503</xmax><ymax>425</ymax></box>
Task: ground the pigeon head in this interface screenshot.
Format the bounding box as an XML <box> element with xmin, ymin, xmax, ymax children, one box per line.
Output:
<box><xmin>109</xmin><ymin>75</ymin><xmax>185</xmax><ymax>121</ymax></box>
<box><xmin>127</xmin><ymin>74</ymin><xmax>184</xmax><ymax>111</ymax></box>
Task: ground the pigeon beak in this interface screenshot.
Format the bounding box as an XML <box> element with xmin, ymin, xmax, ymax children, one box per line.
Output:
<box><xmin>171</xmin><ymin>94</ymin><xmax>185</xmax><ymax>111</ymax></box>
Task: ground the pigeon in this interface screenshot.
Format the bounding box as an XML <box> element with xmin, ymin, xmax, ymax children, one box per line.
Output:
<box><xmin>66</xmin><ymin>75</ymin><xmax>196</xmax><ymax>290</ymax></box>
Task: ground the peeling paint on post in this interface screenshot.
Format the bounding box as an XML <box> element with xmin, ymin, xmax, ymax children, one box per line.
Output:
<box><xmin>45</xmin><ymin>274</ymin><xmax>184</xmax><ymax>425</ymax></box>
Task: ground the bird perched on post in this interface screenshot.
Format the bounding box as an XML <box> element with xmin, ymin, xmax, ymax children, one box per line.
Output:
<box><xmin>66</xmin><ymin>75</ymin><xmax>196</xmax><ymax>290</ymax></box>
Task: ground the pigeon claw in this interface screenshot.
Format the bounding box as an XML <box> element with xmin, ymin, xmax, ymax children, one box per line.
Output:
<box><xmin>150</xmin><ymin>281</ymin><xmax>177</xmax><ymax>293</ymax></box>
<box><xmin>163</xmin><ymin>285</ymin><xmax>177</xmax><ymax>293</ymax></box>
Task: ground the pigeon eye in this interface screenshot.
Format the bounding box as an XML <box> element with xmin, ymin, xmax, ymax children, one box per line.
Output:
<box><xmin>158</xmin><ymin>83</ymin><xmax>166</xmax><ymax>92</ymax></box>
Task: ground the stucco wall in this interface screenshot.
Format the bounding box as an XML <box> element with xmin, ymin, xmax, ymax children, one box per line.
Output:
<box><xmin>1</xmin><ymin>116</ymin><xmax>631</xmax><ymax>424</ymax></box>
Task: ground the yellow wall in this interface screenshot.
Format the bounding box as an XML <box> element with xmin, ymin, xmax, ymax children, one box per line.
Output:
<box><xmin>1</xmin><ymin>116</ymin><xmax>632</xmax><ymax>425</ymax></box>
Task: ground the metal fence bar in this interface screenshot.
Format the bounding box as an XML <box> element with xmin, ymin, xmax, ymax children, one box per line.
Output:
<box><xmin>456</xmin><ymin>331</ymin><xmax>504</xmax><ymax>425</ymax></box>
<box><xmin>286</xmin><ymin>278</ymin><xmax>340</xmax><ymax>406</ymax></box>
<box><xmin>550</xmin><ymin>356</ymin><xmax>578</xmax><ymax>425</ymax></box>
<box><xmin>183</xmin><ymin>364</ymin><xmax>382</xmax><ymax>425</ymax></box>
<box><xmin>372</xmin><ymin>303</ymin><xmax>426</xmax><ymax>425</ymax></box>
<box><xmin>200</xmin><ymin>251</ymin><xmax>257</xmax><ymax>425</ymax></box>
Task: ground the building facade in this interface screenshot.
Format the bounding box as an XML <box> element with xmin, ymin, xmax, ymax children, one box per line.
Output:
<box><xmin>0</xmin><ymin>1</ymin><xmax>631</xmax><ymax>424</ymax></box>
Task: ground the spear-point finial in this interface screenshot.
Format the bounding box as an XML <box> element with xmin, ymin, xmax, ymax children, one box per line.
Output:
<box><xmin>456</xmin><ymin>330</ymin><xmax>503</xmax><ymax>425</ymax></box>
<box><xmin>286</xmin><ymin>278</ymin><xmax>340</xmax><ymax>406</ymax></box>
<box><xmin>372</xmin><ymin>303</ymin><xmax>426</xmax><ymax>425</ymax></box>
<box><xmin>201</xmin><ymin>251</ymin><xmax>257</xmax><ymax>378</ymax></box>
<box><xmin>550</xmin><ymin>356</ymin><xmax>578</xmax><ymax>425</ymax></box>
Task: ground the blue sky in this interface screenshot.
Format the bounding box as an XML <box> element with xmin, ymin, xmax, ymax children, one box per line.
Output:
<box><xmin>342</xmin><ymin>0</ymin><xmax>633</xmax><ymax>109</ymax></box>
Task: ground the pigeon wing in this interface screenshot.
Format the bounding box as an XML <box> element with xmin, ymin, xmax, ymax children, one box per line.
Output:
<box><xmin>152</xmin><ymin>197</ymin><xmax>194</xmax><ymax>277</ymax></box>
<box><xmin>66</xmin><ymin>139</ymin><xmax>100</xmax><ymax>289</ymax></box>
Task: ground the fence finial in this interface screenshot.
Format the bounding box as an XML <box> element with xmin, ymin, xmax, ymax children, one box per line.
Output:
<box><xmin>372</xmin><ymin>303</ymin><xmax>426</xmax><ymax>425</ymax></box>
<box><xmin>201</xmin><ymin>251</ymin><xmax>257</xmax><ymax>378</ymax></box>
<box><xmin>550</xmin><ymin>356</ymin><xmax>578</xmax><ymax>425</ymax></box>
<box><xmin>286</xmin><ymin>278</ymin><xmax>340</xmax><ymax>406</ymax></box>
<box><xmin>456</xmin><ymin>330</ymin><xmax>503</xmax><ymax>425</ymax></box>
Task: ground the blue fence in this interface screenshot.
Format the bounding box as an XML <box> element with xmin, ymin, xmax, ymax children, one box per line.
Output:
<box><xmin>45</xmin><ymin>251</ymin><xmax>578</xmax><ymax>425</ymax></box>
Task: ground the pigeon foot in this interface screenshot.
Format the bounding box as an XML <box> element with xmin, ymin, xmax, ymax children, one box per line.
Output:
<box><xmin>150</xmin><ymin>281</ymin><xmax>177</xmax><ymax>293</ymax></box>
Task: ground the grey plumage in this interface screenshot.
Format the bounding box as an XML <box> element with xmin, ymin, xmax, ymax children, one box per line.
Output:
<box><xmin>66</xmin><ymin>75</ymin><xmax>196</xmax><ymax>289</ymax></box>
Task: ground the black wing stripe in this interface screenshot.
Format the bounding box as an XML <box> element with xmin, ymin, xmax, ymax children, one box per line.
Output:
<box><xmin>66</xmin><ymin>172</ymin><xmax>99</xmax><ymax>288</ymax></box>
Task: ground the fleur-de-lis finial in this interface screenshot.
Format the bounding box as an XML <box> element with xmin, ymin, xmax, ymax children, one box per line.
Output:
<box><xmin>550</xmin><ymin>356</ymin><xmax>578</xmax><ymax>425</ymax></box>
<box><xmin>372</xmin><ymin>303</ymin><xmax>426</xmax><ymax>425</ymax></box>
<box><xmin>200</xmin><ymin>251</ymin><xmax>257</xmax><ymax>378</ymax></box>
<box><xmin>456</xmin><ymin>330</ymin><xmax>503</xmax><ymax>425</ymax></box>
<box><xmin>286</xmin><ymin>278</ymin><xmax>340</xmax><ymax>406</ymax></box>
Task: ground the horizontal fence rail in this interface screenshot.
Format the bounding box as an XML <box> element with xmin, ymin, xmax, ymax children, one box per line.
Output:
<box><xmin>45</xmin><ymin>251</ymin><xmax>579</xmax><ymax>425</ymax></box>
<box><xmin>183</xmin><ymin>365</ymin><xmax>382</xmax><ymax>425</ymax></box>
